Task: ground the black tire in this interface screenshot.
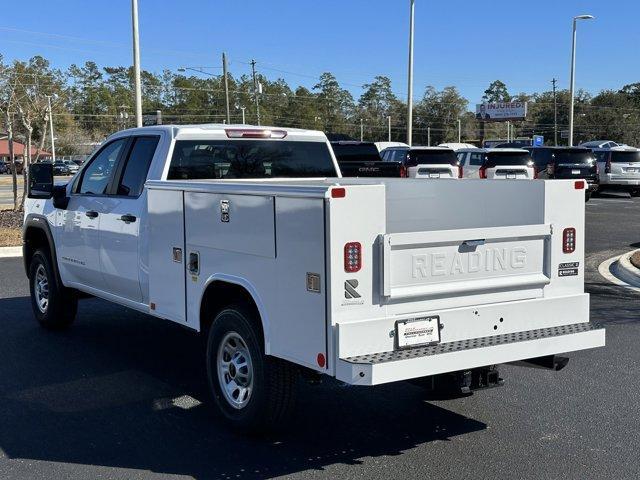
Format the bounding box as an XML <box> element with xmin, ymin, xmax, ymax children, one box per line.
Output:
<box><xmin>630</xmin><ymin>189</ymin><xmax>640</xmax><ymax>197</ymax></box>
<box><xmin>585</xmin><ymin>191</ymin><xmax>592</xmax><ymax>202</ymax></box>
<box><xmin>206</xmin><ymin>304</ymin><xmax>297</xmax><ymax>432</ymax></box>
<box><xmin>29</xmin><ymin>249</ymin><xmax>77</xmax><ymax>329</ymax></box>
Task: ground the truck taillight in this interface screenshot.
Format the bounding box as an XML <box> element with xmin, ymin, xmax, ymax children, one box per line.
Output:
<box><xmin>533</xmin><ymin>165</ymin><xmax>538</xmax><ymax>179</ymax></box>
<box><xmin>344</xmin><ymin>242</ymin><xmax>362</xmax><ymax>272</ymax></box>
<box><xmin>479</xmin><ymin>165</ymin><xmax>487</xmax><ymax>179</ymax></box>
<box><xmin>225</xmin><ymin>128</ymin><xmax>287</xmax><ymax>139</ymax></box>
<box><xmin>458</xmin><ymin>164</ymin><xmax>463</xmax><ymax>178</ymax></box>
<box><xmin>605</xmin><ymin>156</ymin><xmax>611</xmax><ymax>174</ymax></box>
<box><xmin>563</xmin><ymin>228</ymin><xmax>576</xmax><ymax>253</ymax></box>
<box><xmin>399</xmin><ymin>164</ymin><xmax>408</xmax><ymax>178</ymax></box>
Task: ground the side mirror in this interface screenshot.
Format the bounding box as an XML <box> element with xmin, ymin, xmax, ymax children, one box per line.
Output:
<box><xmin>52</xmin><ymin>184</ymin><xmax>70</xmax><ymax>210</ymax></box>
<box><xmin>28</xmin><ymin>163</ymin><xmax>54</xmax><ymax>199</ymax></box>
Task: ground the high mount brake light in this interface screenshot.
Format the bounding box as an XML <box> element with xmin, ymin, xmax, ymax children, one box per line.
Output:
<box><xmin>563</xmin><ymin>227</ymin><xmax>576</xmax><ymax>254</ymax></box>
<box><xmin>344</xmin><ymin>242</ymin><xmax>362</xmax><ymax>272</ymax></box>
<box><xmin>225</xmin><ymin>129</ymin><xmax>287</xmax><ymax>139</ymax></box>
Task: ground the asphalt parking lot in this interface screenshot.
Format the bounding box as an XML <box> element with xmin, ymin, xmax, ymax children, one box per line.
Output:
<box><xmin>0</xmin><ymin>193</ymin><xmax>639</xmax><ymax>480</ymax></box>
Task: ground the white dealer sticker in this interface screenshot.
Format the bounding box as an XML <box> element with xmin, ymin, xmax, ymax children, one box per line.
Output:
<box><xmin>396</xmin><ymin>316</ymin><xmax>440</xmax><ymax>348</ymax></box>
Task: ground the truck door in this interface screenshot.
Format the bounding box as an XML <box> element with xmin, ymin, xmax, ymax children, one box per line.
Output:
<box><xmin>57</xmin><ymin>138</ymin><xmax>128</xmax><ymax>291</ymax></box>
<box><xmin>99</xmin><ymin>136</ymin><xmax>160</xmax><ymax>303</ymax></box>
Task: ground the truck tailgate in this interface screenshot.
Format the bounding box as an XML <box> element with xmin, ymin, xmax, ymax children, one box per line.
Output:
<box><xmin>380</xmin><ymin>224</ymin><xmax>550</xmax><ymax>301</ymax></box>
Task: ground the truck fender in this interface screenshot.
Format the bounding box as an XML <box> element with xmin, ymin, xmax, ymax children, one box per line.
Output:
<box><xmin>199</xmin><ymin>273</ymin><xmax>271</xmax><ymax>354</ymax></box>
<box><xmin>22</xmin><ymin>214</ymin><xmax>62</xmax><ymax>287</ymax></box>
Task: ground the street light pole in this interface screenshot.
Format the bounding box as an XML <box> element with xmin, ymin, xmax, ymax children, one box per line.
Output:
<box><xmin>241</xmin><ymin>107</ymin><xmax>246</xmax><ymax>124</ymax></box>
<box><xmin>406</xmin><ymin>0</ymin><xmax>415</xmax><ymax>146</ymax></box>
<box><xmin>552</xmin><ymin>78</ymin><xmax>558</xmax><ymax>146</ymax></box>
<box><xmin>360</xmin><ymin>118</ymin><xmax>364</xmax><ymax>142</ymax></box>
<box><xmin>46</xmin><ymin>95</ymin><xmax>56</xmax><ymax>161</ymax></box>
<box><xmin>131</xmin><ymin>0</ymin><xmax>142</xmax><ymax>128</ymax></box>
<box><xmin>222</xmin><ymin>52</ymin><xmax>231</xmax><ymax>124</ymax></box>
<box><xmin>569</xmin><ymin>14</ymin><xmax>594</xmax><ymax>147</ymax></box>
<box><xmin>387</xmin><ymin>115</ymin><xmax>391</xmax><ymax>141</ymax></box>
<box><xmin>457</xmin><ymin>119</ymin><xmax>461</xmax><ymax>143</ymax></box>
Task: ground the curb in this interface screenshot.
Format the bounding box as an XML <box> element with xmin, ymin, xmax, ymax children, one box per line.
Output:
<box><xmin>613</xmin><ymin>249</ymin><xmax>640</xmax><ymax>288</ymax></box>
<box><xmin>0</xmin><ymin>246</ymin><xmax>22</xmax><ymax>258</ymax></box>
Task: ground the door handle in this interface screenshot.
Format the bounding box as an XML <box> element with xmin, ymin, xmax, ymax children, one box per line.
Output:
<box><xmin>119</xmin><ymin>214</ymin><xmax>137</xmax><ymax>223</ymax></box>
<box><xmin>85</xmin><ymin>210</ymin><xmax>98</xmax><ymax>218</ymax></box>
<box><xmin>462</xmin><ymin>239</ymin><xmax>485</xmax><ymax>247</ymax></box>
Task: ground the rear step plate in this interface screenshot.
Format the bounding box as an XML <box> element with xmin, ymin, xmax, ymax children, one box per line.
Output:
<box><xmin>336</xmin><ymin>323</ymin><xmax>604</xmax><ymax>386</ymax></box>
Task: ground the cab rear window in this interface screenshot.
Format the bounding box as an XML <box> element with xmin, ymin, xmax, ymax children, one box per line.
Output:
<box><xmin>552</xmin><ymin>150</ymin><xmax>595</xmax><ymax>165</ymax></box>
<box><xmin>168</xmin><ymin>140</ymin><xmax>337</xmax><ymax>179</ymax></box>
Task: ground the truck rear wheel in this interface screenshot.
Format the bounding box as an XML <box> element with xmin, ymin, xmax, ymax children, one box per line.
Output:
<box><xmin>206</xmin><ymin>305</ymin><xmax>297</xmax><ymax>432</ymax></box>
<box><xmin>29</xmin><ymin>249</ymin><xmax>77</xmax><ymax>329</ymax></box>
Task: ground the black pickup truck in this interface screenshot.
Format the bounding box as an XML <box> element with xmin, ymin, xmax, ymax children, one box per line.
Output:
<box><xmin>331</xmin><ymin>141</ymin><xmax>406</xmax><ymax>177</ymax></box>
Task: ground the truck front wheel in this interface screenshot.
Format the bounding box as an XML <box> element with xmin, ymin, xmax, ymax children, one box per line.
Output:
<box><xmin>206</xmin><ymin>305</ymin><xmax>297</xmax><ymax>432</ymax></box>
<box><xmin>29</xmin><ymin>249</ymin><xmax>77</xmax><ymax>329</ymax></box>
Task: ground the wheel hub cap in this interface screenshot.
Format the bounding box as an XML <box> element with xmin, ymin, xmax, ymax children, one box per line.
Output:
<box><xmin>34</xmin><ymin>264</ymin><xmax>49</xmax><ymax>313</ymax></box>
<box><xmin>217</xmin><ymin>332</ymin><xmax>253</xmax><ymax>409</ymax></box>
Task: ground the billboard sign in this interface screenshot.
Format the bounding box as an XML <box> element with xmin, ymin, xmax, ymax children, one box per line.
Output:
<box><xmin>476</xmin><ymin>101</ymin><xmax>527</xmax><ymax>121</ymax></box>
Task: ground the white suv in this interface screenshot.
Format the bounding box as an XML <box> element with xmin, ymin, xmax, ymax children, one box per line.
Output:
<box><xmin>457</xmin><ymin>148</ymin><xmax>536</xmax><ymax>179</ymax></box>
<box><xmin>593</xmin><ymin>146</ymin><xmax>640</xmax><ymax>196</ymax></box>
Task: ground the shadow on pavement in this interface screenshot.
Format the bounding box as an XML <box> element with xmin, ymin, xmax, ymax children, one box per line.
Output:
<box><xmin>0</xmin><ymin>296</ymin><xmax>486</xmax><ymax>480</ymax></box>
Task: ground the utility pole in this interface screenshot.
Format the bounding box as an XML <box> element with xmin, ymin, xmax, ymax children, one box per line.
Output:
<box><xmin>427</xmin><ymin>126</ymin><xmax>431</xmax><ymax>146</ymax></box>
<box><xmin>387</xmin><ymin>115</ymin><xmax>391</xmax><ymax>141</ymax></box>
<box><xmin>250</xmin><ymin>59</ymin><xmax>261</xmax><ymax>126</ymax></box>
<box><xmin>46</xmin><ymin>95</ymin><xmax>56</xmax><ymax>161</ymax></box>
<box><xmin>552</xmin><ymin>77</ymin><xmax>558</xmax><ymax>146</ymax></box>
<box><xmin>406</xmin><ymin>0</ymin><xmax>415</xmax><ymax>146</ymax></box>
<box><xmin>131</xmin><ymin>0</ymin><xmax>142</xmax><ymax>128</ymax></box>
<box><xmin>360</xmin><ymin>118</ymin><xmax>364</xmax><ymax>141</ymax></box>
<box><xmin>222</xmin><ymin>52</ymin><xmax>231</xmax><ymax>124</ymax></box>
<box><xmin>457</xmin><ymin>119</ymin><xmax>461</xmax><ymax>143</ymax></box>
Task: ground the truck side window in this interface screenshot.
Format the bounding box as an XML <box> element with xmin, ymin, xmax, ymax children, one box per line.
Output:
<box><xmin>117</xmin><ymin>136</ymin><xmax>160</xmax><ymax>196</ymax></box>
<box><xmin>469</xmin><ymin>153</ymin><xmax>483</xmax><ymax>166</ymax></box>
<box><xmin>77</xmin><ymin>139</ymin><xmax>126</xmax><ymax>195</ymax></box>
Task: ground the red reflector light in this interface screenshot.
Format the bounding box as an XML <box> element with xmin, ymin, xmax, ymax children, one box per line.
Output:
<box><xmin>317</xmin><ymin>353</ymin><xmax>326</xmax><ymax>368</ymax></box>
<box><xmin>225</xmin><ymin>128</ymin><xmax>287</xmax><ymax>139</ymax></box>
<box><xmin>574</xmin><ymin>180</ymin><xmax>585</xmax><ymax>190</ymax></box>
<box><xmin>331</xmin><ymin>187</ymin><xmax>346</xmax><ymax>198</ymax></box>
<box><xmin>344</xmin><ymin>242</ymin><xmax>362</xmax><ymax>272</ymax></box>
<box><xmin>563</xmin><ymin>227</ymin><xmax>576</xmax><ymax>253</ymax></box>
<box><xmin>479</xmin><ymin>166</ymin><xmax>487</xmax><ymax>179</ymax></box>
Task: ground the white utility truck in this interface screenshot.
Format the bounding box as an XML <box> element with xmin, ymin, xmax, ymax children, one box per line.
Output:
<box><xmin>24</xmin><ymin>125</ymin><xmax>605</xmax><ymax>431</ymax></box>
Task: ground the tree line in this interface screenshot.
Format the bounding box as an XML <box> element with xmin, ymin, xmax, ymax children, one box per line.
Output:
<box><xmin>2</xmin><ymin>54</ymin><xmax>640</xmax><ymax>209</ymax></box>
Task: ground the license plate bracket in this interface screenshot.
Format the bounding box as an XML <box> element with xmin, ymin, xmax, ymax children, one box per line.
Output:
<box><xmin>396</xmin><ymin>316</ymin><xmax>441</xmax><ymax>349</ymax></box>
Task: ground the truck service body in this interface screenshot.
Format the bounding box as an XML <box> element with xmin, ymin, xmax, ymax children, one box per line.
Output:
<box><xmin>23</xmin><ymin>124</ymin><xmax>605</xmax><ymax>430</ymax></box>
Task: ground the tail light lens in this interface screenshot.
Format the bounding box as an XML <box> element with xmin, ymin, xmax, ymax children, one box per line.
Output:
<box><xmin>225</xmin><ymin>128</ymin><xmax>287</xmax><ymax>139</ymax></box>
<box><xmin>458</xmin><ymin>164</ymin><xmax>463</xmax><ymax>178</ymax></box>
<box><xmin>533</xmin><ymin>165</ymin><xmax>538</xmax><ymax>179</ymax></box>
<box><xmin>399</xmin><ymin>164</ymin><xmax>408</xmax><ymax>178</ymax></box>
<box><xmin>605</xmin><ymin>156</ymin><xmax>611</xmax><ymax>174</ymax></box>
<box><xmin>562</xmin><ymin>228</ymin><xmax>576</xmax><ymax>253</ymax></box>
<box><xmin>344</xmin><ymin>242</ymin><xmax>362</xmax><ymax>272</ymax></box>
<box><xmin>479</xmin><ymin>165</ymin><xmax>487</xmax><ymax>179</ymax></box>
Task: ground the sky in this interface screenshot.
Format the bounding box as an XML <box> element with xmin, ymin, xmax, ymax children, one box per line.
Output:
<box><xmin>1</xmin><ymin>0</ymin><xmax>639</xmax><ymax>104</ymax></box>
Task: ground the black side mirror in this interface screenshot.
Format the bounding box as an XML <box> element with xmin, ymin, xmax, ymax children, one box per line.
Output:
<box><xmin>52</xmin><ymin>185</ymin><xmax>70</xmax><ymax>210</ymax></box>
<box><xmin>28</xmin><ymin>163</ymin><xmax>54</xmax><ymax>199</ymax></box>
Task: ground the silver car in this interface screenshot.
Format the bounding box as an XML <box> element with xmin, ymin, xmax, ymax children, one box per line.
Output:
<box><xmin>593</xmin><ymin>146</ymin><xmax>640</xmax><ymax>196</ymax></box>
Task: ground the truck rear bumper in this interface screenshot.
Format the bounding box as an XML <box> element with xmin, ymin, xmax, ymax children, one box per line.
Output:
<box><xmin>336</xmin><ymin>322</ymin><xmax>604</xmax><ymax>386</ymax></box>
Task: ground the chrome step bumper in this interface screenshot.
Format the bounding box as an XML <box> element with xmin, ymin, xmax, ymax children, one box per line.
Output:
<box><xmin>336</xmin><ymin>323</ymin><xmax>605</xmax><ymax>386</ymax></box>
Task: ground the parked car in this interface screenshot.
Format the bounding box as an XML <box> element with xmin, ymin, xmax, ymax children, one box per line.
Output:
<box><xmin>579</xmin><ymin>140</ymin><xmax>620</xmax><ymax>149</ymax></box>
<box><xmin>23</xmin><ymin>124</ymin><xmax>604</xmax><ymax>432</ymax></box>
<box><xmin>0</xmin><ymin>161</ymin><xmax>9</xmax><ymax>174</ymax></box>
<box><xmin>382</xmin><ymin>146</ymin><xmax>461</xmax><ymax>179</ymax></box>
<box><xmin>525</xmin><ymin>147</ymin><xmax>598</xmax><ymax>200</ymax></box>
<box><xmin>332</xmin><ymin>141</ymin><xmax>407</xmax><ymax>177</ymax></box>
<box><xmin>457</xmin><ymin>148</ymin><xmax>536</xmax><ymax>179</ymax></box>
<box><xmin>374</xmin><ymin>141</ymin><xmax>408</xmax><ymax>152</ymax></box>
<box><xmin>62</xmin><ymin>159</ymin><xmax>80</xmax><ymax>174</ymax></box>
<box><xmin>52</xmin><ymin>160</ymin><xmax>71</xmax><ymax>175</ymax></box>
<box><xmin>592</xmin><ymin>146</ymin><xmax>640</xmax><ymax>196</ymax></box>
